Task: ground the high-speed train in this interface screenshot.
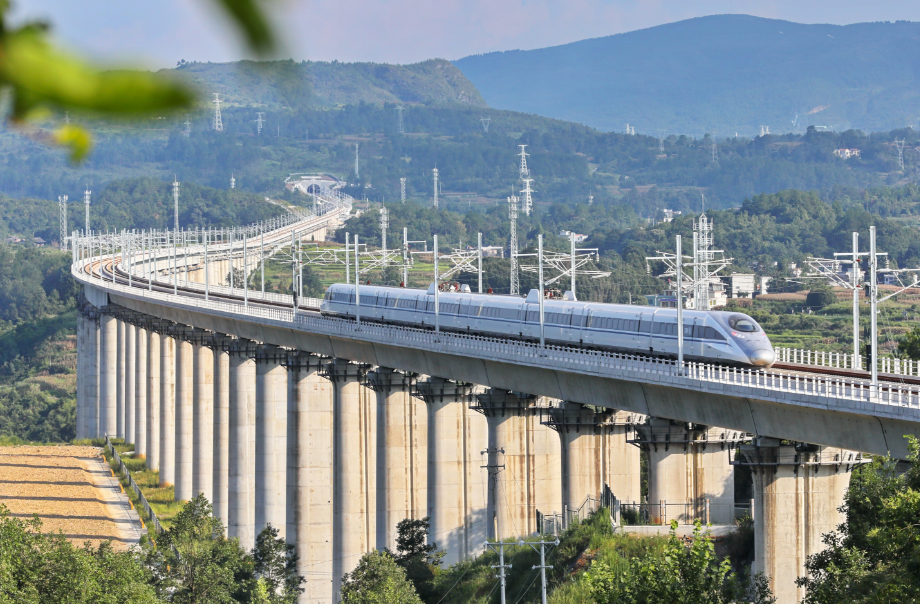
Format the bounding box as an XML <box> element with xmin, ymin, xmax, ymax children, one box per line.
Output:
<box><xmin>320</xmin><ymin>283</ymin><xmax>776</xmax><ymax>367</ymax></box>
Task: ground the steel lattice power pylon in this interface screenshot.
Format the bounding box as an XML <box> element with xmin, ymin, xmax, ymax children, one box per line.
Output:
<box><xmin>59</xmin><ymin>195</ymin><xmax>68</xmax><ymax>251</ymax></box>
<box><xmin>508</xmin><ymin>193</ymin><xmax>520</xmax><ymax>295</ymax></box>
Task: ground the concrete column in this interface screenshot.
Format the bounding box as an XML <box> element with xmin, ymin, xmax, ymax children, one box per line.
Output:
<box><xmin>193</xmin><ymin>340</ymin><xmax>215</xmax><ymax>501</ymax></box>
<box><xmin>135</xmin><ymin>327</ymin><xmax>148</xmax><ymax>458</ymax></box>
<box><xmin>124</xmin><ymin>322</ymin><xmax>136</xmax><ymax>445</ymax></box>
<box><xmin>739</xmin><ymin>441</ymin><xmax>861</xmax><ymax>604</ymax></box>
<box><xmin>416</xmin><ymin>377</ymin><xmax>488</xmax><ymax>565</ymax></box>
<box><xmin>159</xmin><ymin>332</ymin><xmax>176</xmax><ymax>487</ymax></box>
<box><xmin>228</xmin><ymin>339</ymin><xmax>258</xmax><ymax>549</ymax></box>
<box><xmin>475</xmin><ymin>390</ymin><xmax>562</xmax><ymax>541</ymax></box>
<box><xmin>85</xmin><ymin>317</ymin><xmax>99</xmax><ymax>438</ymax></box>
<box><xmin>633</xmin><ymin>418</ymin><xmax>743</xmax><ymax>525</ymax></box>
<box><xmin>99</xmin><ymin>314</ymin><xmax>118</xmax><ymax>437</ymax></box>
<box><xmin>174</xmin><ymin>334</ymin><xmax>194</xmax><ymax>501</ymax></box>
<box><xmin>211</xmin><ymin>337</ymin><xmax>232</xmax><ymax>526</ymax></box>
<box><xmin>367</xmin><ymin>368</ymin><xmax>426</xmax><ymax>552</ymax></box>
<box><xmin>255</xmin><ymin>345</ymin><xmax>288</xmax><ymax>537</ymax></box>
<box><xmin>146</xmin><ymin>330</ymin><xmax>162</xmax><ymax>471</ymax></box>
<box><xmin>326</xmin><ymin>359</ymin><xmax>375</xmax><ymax>596</ymax></box>
<box><xmin>285</xmin><ymin>352</ymin><xmax>334</xmax><ymax>604</ymax></box>
<box><xmin>76</xmin><ymin>314</ymin><xmax>85</xmax><ymax>440</ymax></box>
<box><xmin>546</xmin><ymin>403</ymin><xmax>642</xmax><ymax>513</ymax></box>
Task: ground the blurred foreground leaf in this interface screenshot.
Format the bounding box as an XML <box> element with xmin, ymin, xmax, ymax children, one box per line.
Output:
<box><xmin>53</xmin><ymin>124</ymin><xmax>92</xmax><ymax>162</ymax></box>
<box><xmin>211</xmin><ymin>0</ymin><xmax>275</xmax><ymax>54</ymax></box>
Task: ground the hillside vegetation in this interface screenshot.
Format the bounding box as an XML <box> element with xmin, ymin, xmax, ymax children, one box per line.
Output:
<box><xmin>454</xmin><ymin>15</ymin><xmax>920</xmax><ymax>136</ymax></box>
<box><xmin>168</xmin><ymin>58</ymin><xmax>487</xmax><ymax>110</ymax></box>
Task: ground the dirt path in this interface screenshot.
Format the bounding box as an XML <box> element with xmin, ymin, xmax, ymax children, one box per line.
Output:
<box><xmin>0</xmin><ymin>445</ymin><xmax>146</xmax><ymax>549</ymax></box>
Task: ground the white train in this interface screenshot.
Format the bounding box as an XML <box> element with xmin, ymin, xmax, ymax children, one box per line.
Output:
<box><xmin>321</xmin><ymin>283</ymin><xmax>776</xmax><ymax>367</ymax></box>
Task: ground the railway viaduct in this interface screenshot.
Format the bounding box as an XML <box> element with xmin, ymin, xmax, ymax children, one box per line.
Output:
<box><xmin>71</xmin><ymin>210</ymin><xmax>920</xmax><ymax>604</ymax></box>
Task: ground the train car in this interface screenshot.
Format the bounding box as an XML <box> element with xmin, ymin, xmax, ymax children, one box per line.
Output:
<box><xmin>321</xmin><ymin>283</ymin><xmax>775</xmax><ymax>367</ymax></box>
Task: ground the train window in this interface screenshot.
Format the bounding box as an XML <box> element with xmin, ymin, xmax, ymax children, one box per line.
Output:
<box><xmin>639</xmin><ymin>320</ymin><xmax>652</xmax><ymax>333</ymax></box>
<box><xmin>500</xmin><ymin>308</ymin><xmax>520</xmax><ymax>320</ymax></box>
<box><xmin>728</xmin><ymin>314</ymin><xmax>758</xmax><ymax>332</ymax></box>
<box><xmin>526</xmin><ymin>310</ymin><xmax>538</xmax><ymax>322</ymax></box>
<box><xmin>324</xmin><ymin>290</ymin><xmax>332</xmax><ymax>300</ymax></box>
<box><xmin>653</xmin><ymin>322</ymin><xmax>663</xmax><ymax>334</ymax></box>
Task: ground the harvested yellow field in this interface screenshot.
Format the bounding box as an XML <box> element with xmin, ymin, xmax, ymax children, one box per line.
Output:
<box><xmin>0</xmin><ymin>445</ymin><xmax>145</xmax><ymax>550</ymax></box>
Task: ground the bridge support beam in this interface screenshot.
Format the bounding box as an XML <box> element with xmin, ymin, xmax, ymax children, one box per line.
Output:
<box><xmin>367</xmin><ymin>368</ymin><xmax>426</xmax><ymax>551</ymax></box>
<box><xmin>416</xmin><ymin>377</ymin><xmax>487</xmax><ymax>565</ymax></box>
<box><xmin>193</xmin><ymin>338</ymin><xmax>215</xmax><ymax>502</ymax></box>
<box><xmin>256</xmin><ymin>345</ymin><xmax>288</xmax><ymax>537</ymax></box>
<box><xmin>475</xmin><ymin>389</ymin><xmax>562</xmax><ymax>540</ymax></box>
<box><xmin>99</xmin><ymin>314</ymin><xmax>118</xmax><ymax>437</ymax></box>
<box><xmin>633</xmin><ymin>418</ymin><xmax>742</xmax><ymax>525</ymax></box>
<box><xmin>546</xmin><ymin>403</ymin><xmax>642</xmax><ymax>516</ymax></box>
<box><xmin>174</xmin><ymin>334</ymin><xmax>194</xmax><ymax>501</ymax></box>
<box><xmin>124</xmin><ymin>322</ymin><xmax>136</xmax><ymax>445</ymax></box>
<box><xmin>738</xmin><ymin>440</ymin><xmax>860</xmax><ymax>604</ymax></box>
<box><xmin>116</xmin><ymin>319</ymin><xmax>126</xmax><ymax>438</ymax></box>
<box><xmin>285</xmin><ymin>351</ymin><xmax>334</xmax><ymax>604</ymax></box>
<box><xmin>211</xmin><ymin>336</ymin><xmax>232</xmax><ymax>526</ymax></box>
<box><xmin>75</xmin><ymin>313</ymin><xmax>87</xmax><ymax>439</ymax></box>
<box><xmin>146</xmin><ymin>330</ymin><xmax>162</xmax><ymax>472</ymax></box>
<box><xmin>326</xmin><ymin>358</ymin><xmax>375</xmax><ymax>598</ymax></box>
<box><xmin>159</xmin><ymin>331</ymin><xmax>177</xmax><ymax>487</ymax></box>
<box><xmin>228</xmin><ymin>339</ymin><xmax>258</xmax><ymax>549</ymax></box>
<box><xmin>85</xmin><ymin>315</ymin><xmax>100</xmax><ymax>438</ymax></box>
<box><xmin>134</xmin><ymin>327</ymin><xmax>148</xmax><ymax>458</ymax></box>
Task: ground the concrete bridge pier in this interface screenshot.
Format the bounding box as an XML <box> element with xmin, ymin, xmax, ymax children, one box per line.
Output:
<box><xmin>77</xmin><ymin>305</ymin><xmax>100</xmax><ymax>439</ymax></box>
<box><xmin>228</xmin><ymin>338</ymin><xmax>258</xmax><ymax>549</ymax></box>
<box><xmin>134</xmin><ymin>326</ymin><xmax>148</xmax><ymax>458</ymax></box>
<box><xmin>738</xmin><ymin>440</ymin><xmax>860</xmax><ymax>604</ymax></box>
<box><xmin>415</xmin><ymin>377</ymin><xmax>487</xmax><ymax>565</ymax></box>
<box><xmin>124</xmin><ymin>322</ymin><xmax>135</xmax><ymax>444</ymax></box>
<box><xmin>255</xmin><ymin>345</ymin><xmax>288</xmax><ymax>537</ymax></box>
<box><xmin>545</xmin><ymin>402</ymin><xmax>642</xmax><ymax>514</ymax></box>
<box><xmin>209</xmin><ymin>335</ymin><xmax>233</xmax><ymax>526</ymax></box>
<box><xmin>633</xmin><ymin>418</ymin><xmax>742</xmax><ymax>525</ymax></box>
<box><xmin>116</xmin><ymin>319</ymin><xmax>126</xmax><ymax>438</ymax></box>
<box><xmin>173</xmin><ymin>330</ymin><xmax>195</xmax><ymax>501</ymax></box>
<box><xmin>99</xmin><ymin>314</ymin><xmax>118</xmax><ymax>437</ymax></box>
<box><xmin>474</xmin><ymin>389</ymin><xmax>562</xmax><ymax>541</ymax></box>
<box><xmin>159</xmin><ymin>330</ymin><xmax>177</xmax><ymax>487</ymax></box>
<box><xmin>146</xmin><ymin>328</ymin><xmax>162</xmax><ymax>472</ymax></box>
<box><xmin>285</xmin><ymin>351</ymin><xmax>334</xmax><ymax>604</ymax></box>
<box><xmin>325</xmin><ymin>358</ymin><xmax>375</xmax><ymax>597</ymax></box>
<box><xmin>192</xmin><ymin>333</ymin><xmax>215</xmax><ymax>502</ymax></box>
<box><xmin>367</xmin><ymin>368</ymin><xmax>427</xmax><ymax>552</ymax></box>
<box><xmin>76</xmin><ymin>314</ymin><xmax>85</xmax><ymax>440</ymax></box>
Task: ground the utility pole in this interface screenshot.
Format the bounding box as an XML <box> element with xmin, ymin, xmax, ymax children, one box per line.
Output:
<box><xmin>354</xmin><ymin>234</ymin><xmax>360</xmax><ymax>327</ymax></box>
<box><xmin>869</xmin><ymin>226</ymin><xmax>878</xmax><ymax>396</ymax></box>
<box><xmin>184</xmin><ymin>116</ymin><xmax>191</xmax><ymax>137</ymax></box>
<box><xmin>379</xmin><ymin>206</ymin><xmax>388</xmax><ymax>264</ymax></box>
<box><xmin>345</xmin><ymin>232</ymin><xmax>350</xmax><ymax>284</ymax></box>
<box><xmin>59</xmin><ymin>195</ymin><xmax>68</xmax><ymax>251</ymax></box>
<box><xmin>255</xmin><ymin>112</ymin><xmax>264</xmax><ymax>135</ymax></box>
<box><xmin>433</xmin><ymin>234</ymin><xmax>440</xmax><ymax>334</ymax></box>
<box><xmin>172</xmin><ymin>177</ymin><xmax>180</xmax><ymax>232</ymax></box>
<box><xmin>396</xmin><ymin>105</ymin><xmax>404</xmax><ymax>134</ymax></box>
<box><xmin>508</xmin><ymin>194</ymin><xmax>519</xmax><ymax>295</ymax></box>
<box><xmin>432</xmin><ymin>168</ymin><xmax>439</xmax><ymax>208</ymax></box>
<box><xmin>520</xmin><ymin>539</ymin><xmax>559</xmax><ymax>604</ymax></box>
<box><xmin>84</xmin><ymin>188</ymin><xmax>91</xmax><ymax>233</ymax></box>
<box><xmin>400</xmin><ymin>177</ymin><xmax>406</xmax><ymax>202</ymax></box>
<box><xmin>484</xmin><ymin>541</ymin><xmax>515</xmax><ymax>604</ymax></box>
<box><xmin>478</xmin><ymin>232</ymin><xmax>483</xmax><ymax>293</ymax></box>
<box><xmin>538</xmin><ymin>234</ymin><xmax>545</xmax><ymax>347</ymax></box>
<box><xmin>354</xmin><ymin>143</ymin><xmax>360</xmax><ymax>178</ymax></box>
<box><xmin>213</xmin><ymin>93</ymin><xmax>223</xmax><ymax>132</ymax></box>
<box><xmin>403</xmin><ymin>226</ymin><xmax>409</xmax><ymax>286</ymax></box>
<box><xmin>676</xmin><ymin>234</ymin><xmax>684</xmax><ymax>374</ymax></box>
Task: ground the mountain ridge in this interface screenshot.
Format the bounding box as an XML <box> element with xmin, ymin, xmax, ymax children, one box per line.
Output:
<box><xmin>453</xmin><ymin>15</ymin><xmax>920</xmax><ymax>136</ymax></box>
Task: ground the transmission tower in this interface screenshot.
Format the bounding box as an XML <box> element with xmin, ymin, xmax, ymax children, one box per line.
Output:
<box><xmin>480</xmin><ymin>116</ymin><xmax>491</xmax><ymax>133</ymax></box>
<box><xmin>58</xmin><ymin>195</ymin><xmax>68</xmax><ymax>251</ymax></box>
<box><xmin>508</xmin><ymin>194</ymin><xmax>519</xmax><ymax>295</ymax></box>
<box><xmin>84</xmin><ymin>188</ymin><xmax>91</xmax><ymax>233</ymax></box>
<box><xmin>657</xmin><ymin>129</ymin><xmax>665</xmax><ymax>153</ymax></box>
<box><xmin>432</xmin><ymin>168</ymin><xmax>439</xmax><ymax>208</ymax></box>
<box><xmin>396</xmin><ymin>105</ymin><xmax>404</xmax><ymax>134</ymax></box>
<box><xmin>895</xmin><ymin>139</ymin><xmax>906</xmax><ymax>170</ymax></box>
<box><xmin>521</xmin><ymin>178</ymin><xmax>534</xmax><ymax>216</ymax></box>
<box><xmin>212</xmin><ymin>93</ymin><xmax>223</xmax><ymax>132</ymax></box>
<box><xmin>255</xmin><ymin>112</ymin><xmax>264</xmax><ymax>135</ymax></box>
<box><xmin>172</xmin><ymin>177</ymin><xmax>180</xmax><ymax>232</ymax></box>
<box><xmin>380</xmin><ymin>206</ymin><xmax>388</xmax><ymax>261</ymax></box>
<box><xmin>711</xmin><ymin>134</ymin><xmax>718</xmax><ymax>164</ymax></box>
<box><xmin>518</xmin><ymin>144</ymin><xmax>529</xmax><ymax>178</ymax></box>
<box><xmin>230</xmin><ymin>174</ymin><xmax>236</xmax><ymax>189</ymax></box>
<box><xmin>759</xmin><ymin>125</ymin><xmax>769</xmax><ymax>137</ymax></box>
<box><xmin>354</xmin><ymin>143</ymin><xmax>359</xmax><ymax>178</ymax></box>
<box><xmin>184</xmin><ymin>116</ymin><xmax>191</xmax><ymax>138</ymax></box>
<box><xmin>588</xmin><ymin>193</ymin><xmax>594</xmax><ymax>205</ymax></box>
<box><xmin>400</xmin><ymin>177</ymin><xmax>406</xmax><ymax>202</ymax></box>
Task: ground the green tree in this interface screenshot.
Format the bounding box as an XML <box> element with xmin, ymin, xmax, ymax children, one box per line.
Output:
<box><xmin>340</xmin><ymin>550</ymin><xmax>422</xmax><ymax>604</ymax></box>
<box><xmin>250</xmin><ymin>524</ymin><xmax>304</xmax><ymax>604</ymax></box>
<box><xmin>796</xmin><ymin>437</ymin><xmax>920</xmax><ymax>603</ymax></box>
<box><xmin>805</xmin><ymin>284</ymin><xmax>838</xmax><ymax>310</ymax></box>
<box><xmin>898</xmin><ymin>324</ymin><xmax>920</xmax><ymax>360</ymax></box>
<box><xmin>584</xmin><ymin>521</ymin><xmax>774</xmax><ymax>604</ymax></box>
<box><xmin>152</xmin><ymin>494</ymin><xmax>249</xmax><ymax>604</ymax></box>
<box><xmin>391</xmin><ymin>517</ymin><xmax>443</xmax><ymax>603</ymax></box>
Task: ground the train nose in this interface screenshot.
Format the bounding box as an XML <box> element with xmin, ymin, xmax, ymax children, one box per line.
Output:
<box><xmin>750</xmin><ymin>349</ymin><xmax>775</xmax><ymax>367</ymax></box>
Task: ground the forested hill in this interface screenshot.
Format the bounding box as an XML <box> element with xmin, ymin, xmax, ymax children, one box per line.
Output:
<box><xmin>166</xmin><ymin>59</ymin><xmax>487</xmax><ymax>110</ymax></box>
<box><xmin>454</xmin><ymin>15</ymin><xmax>920</xmax><ymax>136</ymax></box>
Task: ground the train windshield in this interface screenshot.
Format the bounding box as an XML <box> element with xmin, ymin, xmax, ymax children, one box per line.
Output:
<box><xmin>728</xmin><ymin>314</ymin><xmax>759</xmax><ymax>333</ymax></box>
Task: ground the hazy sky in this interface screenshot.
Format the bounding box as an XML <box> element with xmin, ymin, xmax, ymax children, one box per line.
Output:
<box><xmin>11</xmin><ymin>0</ymin><xmax>920</xmax><ymax>69</ymax></box>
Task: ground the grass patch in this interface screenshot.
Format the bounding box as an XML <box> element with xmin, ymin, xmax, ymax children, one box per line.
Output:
<box><xmin>99</xmin><ymin>439</ymin><xmax>182</xmax><ymax>531</ymax></box>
